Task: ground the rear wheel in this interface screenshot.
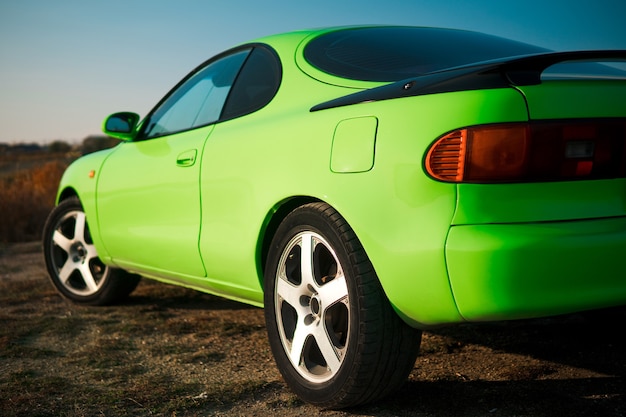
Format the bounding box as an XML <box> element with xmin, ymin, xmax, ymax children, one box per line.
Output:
<box><xmin>43</xmin><ymin>197</ymin><xmax>140</xmax><ymax>305</ymax></box>
<box><xmin>264</xmin><ymin>202</ymin><xmax>422</xmax><ymax>408</ymax></box>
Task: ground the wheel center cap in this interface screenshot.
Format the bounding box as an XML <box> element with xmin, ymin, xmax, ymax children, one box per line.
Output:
<box><xmin>310</xmin><ymin>296</ymin><xmax>321</xmax><ymax>316</ymax></box>
<box><xmin>70</xmin><ymin>242</ymin><xmax>86</xmax><ymax>263</ymax></box>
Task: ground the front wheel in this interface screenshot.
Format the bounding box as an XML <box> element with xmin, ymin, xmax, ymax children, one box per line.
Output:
<box><xmin>42</xmin><ymin>197</ymin><xmax>140</xmax><ymax>306</ymax></box>
<box><xmin>264</xmin><ymin>202</ymin><xmax>422</xmax><ymax>409</ymax></box>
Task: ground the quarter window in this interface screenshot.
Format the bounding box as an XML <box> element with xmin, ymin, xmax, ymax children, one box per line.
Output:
<box><xmin>221</xmin><ymin>46</ymin><xmax>281</xmax><ymax>120</ymax></box>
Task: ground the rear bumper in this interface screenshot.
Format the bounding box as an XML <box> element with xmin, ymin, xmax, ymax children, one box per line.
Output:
<box><xmin>446</xmin><ymin>216</ymin><xmax>626</xmax><ymax>321</ymax></box>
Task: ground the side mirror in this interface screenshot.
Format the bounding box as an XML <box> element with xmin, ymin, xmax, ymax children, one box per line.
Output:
<box><xmin>102</xmin><ymin>112</ymin><xmax>141</xmax><ymax>141</ymax></box>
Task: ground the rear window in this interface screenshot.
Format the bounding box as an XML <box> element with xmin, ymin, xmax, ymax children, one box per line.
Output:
<box><xmin>304</xmin><ymin>27</ymin><xmax>547</xmax><ymax>82</ymax></box>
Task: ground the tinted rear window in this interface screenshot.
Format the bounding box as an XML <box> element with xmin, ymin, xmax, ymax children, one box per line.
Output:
<box><xmin>304</xmin><ymin>27</ymin><xmax>547</xmax><ymax>82</ymax></box>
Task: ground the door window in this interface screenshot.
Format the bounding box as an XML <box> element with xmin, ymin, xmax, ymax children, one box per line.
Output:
<box><xmin>142</xmin><ymin>49</ymin><xmax>251</xmax><ymax>139</ymax></box>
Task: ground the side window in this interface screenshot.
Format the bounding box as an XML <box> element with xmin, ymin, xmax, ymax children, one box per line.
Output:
<box><xmin>221</xmin><ymin>46</ymin><xmax>281</xmax><ymax>120</ymax></box>
<box><xmin>142</xmin><ymin>49</ymin><xmax>251</xmax><ymax>139</ymax></box>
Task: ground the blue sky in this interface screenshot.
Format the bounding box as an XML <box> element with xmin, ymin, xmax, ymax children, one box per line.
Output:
<box><xmin>1</xmin><ymin>0</ymin><xmax>625</xmax><ymax>144</ymax></box>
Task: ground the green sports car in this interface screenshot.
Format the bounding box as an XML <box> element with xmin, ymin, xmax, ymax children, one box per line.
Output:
<box><xmin>43</xmin><ymin>26</ymin><xmax>626</xmax><ymax>408</ymax></box>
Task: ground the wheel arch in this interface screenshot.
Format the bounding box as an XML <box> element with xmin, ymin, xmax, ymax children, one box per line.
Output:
<box><xmin>256</xmin><ymin>196</ymin><xmax>322</xmax><ymax>288</ymax></box>
<box><xmin>57</xmin><ymin>186</ymin><xmax>79</xmax><ymax>204</ymax></box>
<box><xmin>55</xmin><ymin>185</ymin><xmax>110</xmax><ymax>262</ymax></box>
<box><xmin>256</xmin><ymin>192</ymin><xmax>463</xmax><ymax>328</ymax></box>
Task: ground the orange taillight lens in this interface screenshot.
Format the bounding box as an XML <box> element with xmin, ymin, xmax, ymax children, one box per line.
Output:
<box><xmin>425</xmin><ymin>119</ymin><xmax>626</xmax><ymax>183</ymax></box>
<box><xmin>424</xmin><ymin>129</ymin><xmax>466</xmax><ymax>182</ymax></box>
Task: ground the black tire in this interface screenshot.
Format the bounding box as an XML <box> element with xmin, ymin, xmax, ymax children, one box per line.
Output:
<box><xmin>42</xmin><ymin>197</ymin><xmax>140</xmax><ymax>306</ymax></box>
<box><xmin>264</xmin><ymin>202</ymin><xmax>422</xmax><ymax>409</ymax></box>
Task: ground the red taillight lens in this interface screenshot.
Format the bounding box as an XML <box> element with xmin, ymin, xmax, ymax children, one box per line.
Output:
<box><xmin>425</xmin><ymin>119</ymin><xmax>626</xmax><ymax>183</ymax></box>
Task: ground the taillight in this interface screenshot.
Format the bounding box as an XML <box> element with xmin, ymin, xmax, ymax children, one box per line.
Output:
<box><xmin>425</xmin><ymin>119</ymin><xmax>626</xmax><ymax>183</ymax></box>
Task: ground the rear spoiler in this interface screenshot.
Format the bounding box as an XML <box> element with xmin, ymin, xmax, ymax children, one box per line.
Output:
<box><xmin>310</xmin><ymin>50</ymin><xmax>626</xmax><ymax>112</ymax></box>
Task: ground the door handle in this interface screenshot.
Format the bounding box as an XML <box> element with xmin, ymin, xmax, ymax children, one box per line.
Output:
<box><xmin>176</xmin><ymin>149</ymin><xmax>197</xmax><ymax>167</ymax></box>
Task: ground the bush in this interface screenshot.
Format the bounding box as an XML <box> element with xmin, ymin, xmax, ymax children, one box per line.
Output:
<box><xmin>47</xmin><ymin>140</ymin><xmax>73</xmax><ymax>153</ymax></box>
<box><xmin>0</xmin><ymin>161</ymin><xmax>67</xmax><ymax>243</ymax></box>
<box><xmin>81</xmin><ymin>135</ymin><xmax>121</xmax><ymax>155</ymax></box>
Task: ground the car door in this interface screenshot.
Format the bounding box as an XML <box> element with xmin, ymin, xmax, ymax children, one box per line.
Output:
<box><xmin>96</xmin><ymin>48</ymin><xmax>252</xmax><ymax>278</ymax></box>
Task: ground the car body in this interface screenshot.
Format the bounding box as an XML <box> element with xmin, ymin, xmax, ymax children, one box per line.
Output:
<box><xmin>43</xmin><ymin>26</ymin><xmax>626</xmax><ymax>408</ymax></box>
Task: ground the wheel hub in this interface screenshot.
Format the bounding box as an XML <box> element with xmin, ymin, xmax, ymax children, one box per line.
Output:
<box><xmin>70</xmin><ymin>241</ymin><xmax>87</xmax><ymax>263</ymax></box>
<box><xmin>310</xmin><ymin>295</ymin><xmax>321</xmax><ymax>317</ymax></box>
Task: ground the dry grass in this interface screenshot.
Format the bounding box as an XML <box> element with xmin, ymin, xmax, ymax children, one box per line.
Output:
<box><xmin>0</xmin><ymin>153</ymin><xmax>71</xmax><ymax>243</ymax></box>
<box><xmin>1</xmin><ymin>243</ymin><xmax>625</xmax><ymax>416</ymax></box>
<box><xmin>0</xmin><ymin>260</ymin><xmax>289</xmax><ymax>417</ymax></box>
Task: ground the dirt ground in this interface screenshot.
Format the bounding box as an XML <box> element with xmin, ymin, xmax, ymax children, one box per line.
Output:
<box><xmin>1</xmin><ymin>241</ymin><xmax>625</xmax><ymax>417</ymax></box>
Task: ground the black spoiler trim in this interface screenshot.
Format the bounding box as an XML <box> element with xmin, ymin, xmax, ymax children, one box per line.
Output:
<box><xmin>310</xmin><ymin>50</ymin><xmax>626</xmax><ymax>112</ymax></box>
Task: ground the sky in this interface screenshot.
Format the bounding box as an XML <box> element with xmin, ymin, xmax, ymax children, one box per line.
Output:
<box><xmin>1</xmin><ymin>0</ymin><xmax>625</xmax><ymax>144</ymax></box>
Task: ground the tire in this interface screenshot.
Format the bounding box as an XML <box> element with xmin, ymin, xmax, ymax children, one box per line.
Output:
<box><xmin>42</xmin><ymin>197</ymin><xmax>140</xmax><ymax>306</ymax></box>
<box><xmin>264</xmin><ymin>202</ymin><xmax>422</xmax><ymax>409</ymax></box>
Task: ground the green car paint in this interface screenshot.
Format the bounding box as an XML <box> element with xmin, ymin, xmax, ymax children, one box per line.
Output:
<box><xmin>519</xmin><ymin>80</ymin><xmax>626</xmax><ymax>120</ymax></box>
<box><xmin>54</xmin><ymin>27</ymin><xmax>626</xmax><ymax>328</ymax></box>
<box><xmin>56</xmin><ymin>149</ymin><xmax>112</xmax><ymax>258</ymax></box>
<box><xmin>444</xmin><ymin>79</ymin><xmax>626</xmax><ymax>321</ymax></box>
<box><xmin>330</xmin><ymin>116</ymin><xmax>378</xmax><ymax>173</ymax></box>
<box><xmin>447</xmin><ymin>216</ymin><xmax>626</xmax><ymax>321</ymax></box>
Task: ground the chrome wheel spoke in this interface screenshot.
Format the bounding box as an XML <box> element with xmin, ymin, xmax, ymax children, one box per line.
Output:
<box><xmin>312</xmin><ymin>321</ymin><xmax>342</xmax><ymax>372</ymax></box>
<box><xmin>318</xmin><ymin>274</ymin><xmax>348</xmax><ymax>308</ymax></box>
<box><xmin>74</xmin><ymin>212</ymin><xmax>87</xmax><ymax>243</ymax></box>
<box><xmin>84</xmin><ymin>243</ymin><xmax>100</xmax><ymax>263</ymax></box>
<box><xmin>78</xmin><ymin>262</ymin><xmax>98</xmax><ymax>292</ymax></box>
<box><xmin>58</xmin><ymin>259</ymin><xmax>75</xmax><ymax>283</ymax></box>
<box><xmin>299</xmin><ymin>233</ymin><xmax>316</xmax><ymax>288</ymax></box>
<box><xmin>52</xmin><ymin>230</ymin><xmax>72</xmax><ymax>253</ymax></box>
<box><xmin>276</xmin><ymin>276</ymin><xmax>303</xmax><ymax>311</ymax></box>
<box><xmin>289</xmin><ymin>317</ymin><xmax>309</xmax><ymax>366</ymax></box>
